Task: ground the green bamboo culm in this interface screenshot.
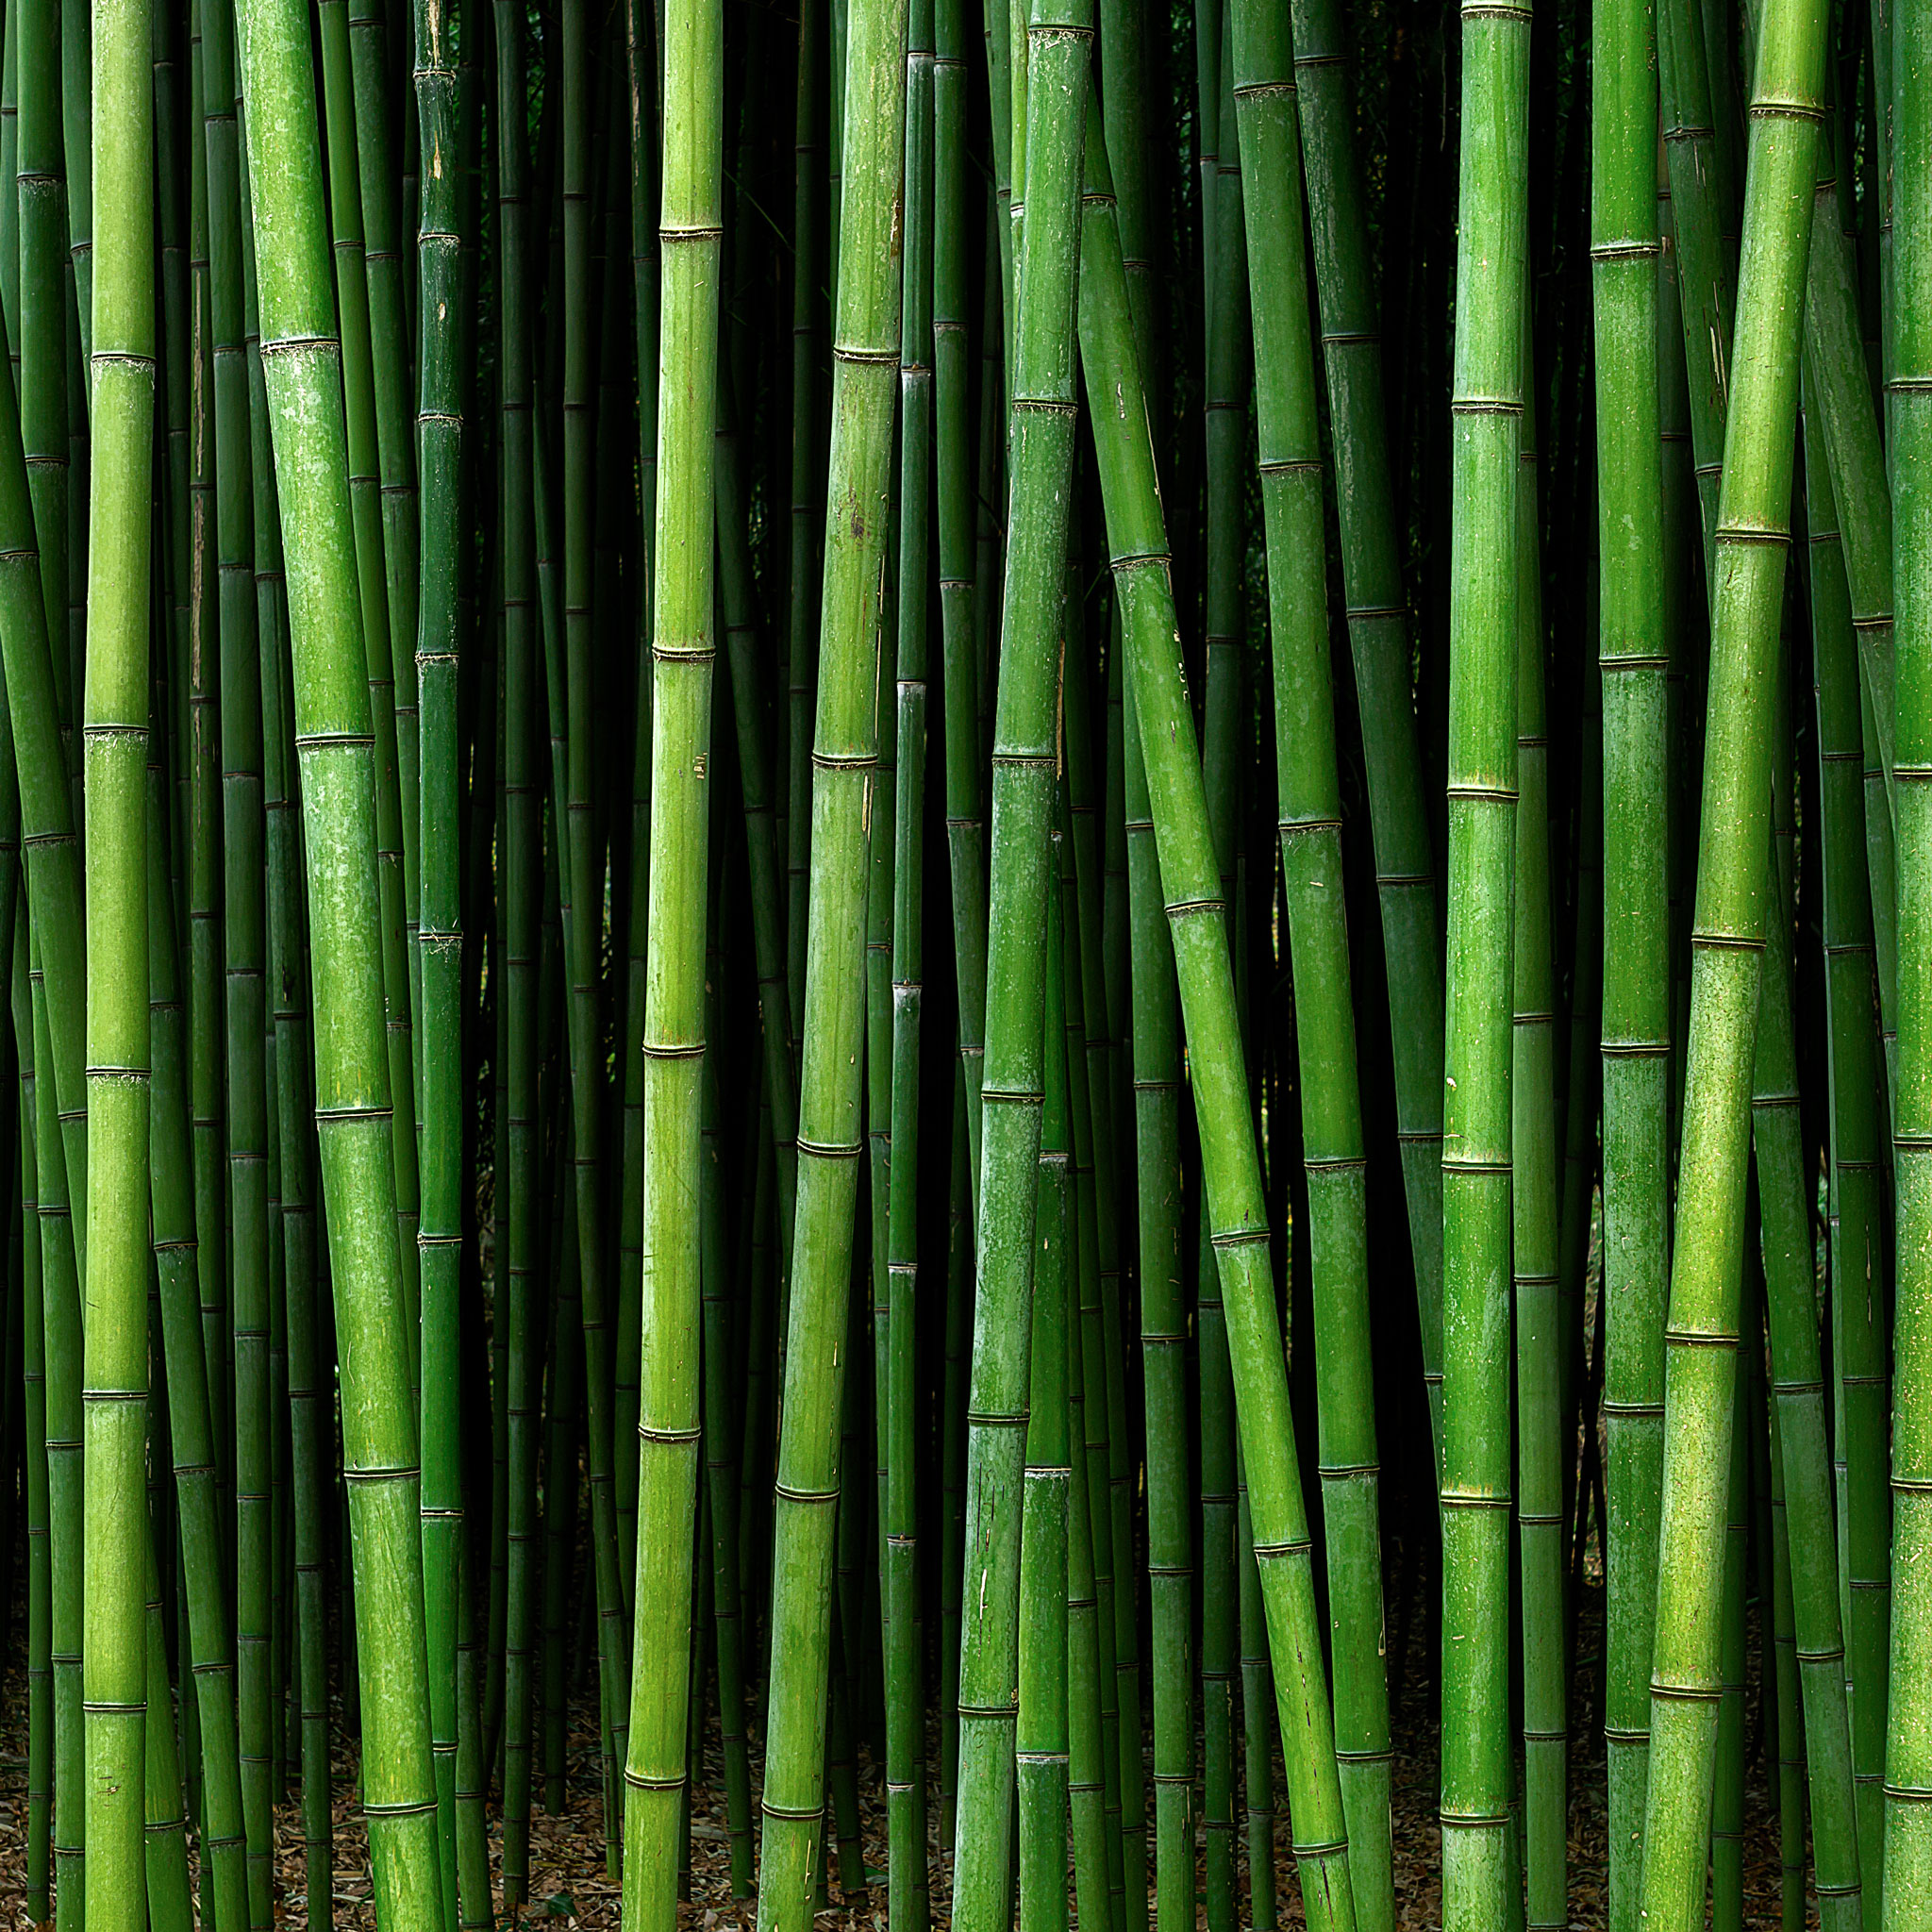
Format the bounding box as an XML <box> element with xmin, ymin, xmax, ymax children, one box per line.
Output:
<box><xmin>1282</xmin><ymin>0</ymin><xmax>1445</xmax><ymax>1438</ymax></box>
<box><xmin>885</xmin><ymin>0</ymin><xmax>935</xmax><ymax>1911</ymax></box>
<box><xmin>79</xmin><ymin>2</ymin><xmax>156</xmax><ymax>1931</ymax></box>
<box><xmin>1439</xmin><ymin>0</ymin><xmax>1528</xmax><ymax>1923</ymax></box>
<box><xmin>951</xmin><ymin>0</ymin><xmax>1091</xmax><ymax>1924</ymax></box>
<box><xmin>751</xmin><ymin>0</ymin><xmax>906</xmax><ymax>1913</ymax></box>
<box><xmin>620</xmin><ymin>0</ymin><xmax>723</xmax><ymax>1906</ymax></box>
<box><xmin>411</xmin><ymin>0</ymin><xmax>469</xmax><ymax>1913</ymax></box>
<box><xmin>1886</xmin><ymin>4</ymin><xmax>1932</xmax><ymax>1918</ymax></box>
<box><xmin>1226</xmin><ymin>6</ymin><xmax>1391</xmax><ymax>1923</ymax></box>
<box><xmin>1639</xmin><ymin>0</ymin><xmax>1829</xmax><ymax>1920</ymax></box>
<box><xmin>1075</xmin><ymin>92</ymin><xmax>1359</xmax><ymax>1932</ymax></box>
<box><xmin>1590</xmin><ymin>0</ymin><xmax>1670</xmax><ymax>1916</ymax></box>
<box><xmin>230</xmin><ymin>0</ymin><xmax>444</xmax><ymax>1922</ymax></box>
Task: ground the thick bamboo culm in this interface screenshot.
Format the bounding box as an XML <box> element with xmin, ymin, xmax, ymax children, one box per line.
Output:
<box><xmin>9</xmin><ymin>6</ymin><xmax>1932</xmax><ymax>1932</ymax></box>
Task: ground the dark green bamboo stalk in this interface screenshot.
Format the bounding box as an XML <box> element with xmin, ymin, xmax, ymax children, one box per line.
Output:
<box><xmin>346</xmin><ymin>0</ymin><xmax>422</xmax><ymax>1019</ymax></box>
<box><xmin>1805</xmin><ymin>369</ymin><xmax>1890</xmax><ymax>1915</ymax></box>
<box><xmin>885</xmin><ymin>0</ymin><xmax>933</xmax><ymax>1910</ymax></box>
<box><xmin>555</xmin><ymin>0</ymin><xmax>629</xmax><ymax>1825</ymax></box>
<box><xmin>715</xmin><ymin>416</ymin><xmax>799</xmax><ymax>1331</ymax></box>
<box><xmin>206</xmin><ymin>5</ymin><xmax>275</xmax><ymax>1909</ymax></box>
<box><xmin>1226</xmin><ymin>7</ymin><xmax>1391</xmax><ymax>1921</ymax></box>
<box><xmin>1282</xmin><ymin>0</ymin><xmax>1444</xmax><ymax>1428</ymax></box>
<box><xmin>620</xmin><ymin>0</ymin><xmax>722</xmax><ymax>1901</ymax></box>
<box><xmin>33</xmin><ymin>933</ymin><xmax>83</xmax><ymax>1932</ymax></box>
<box><xmin>1194</xmin><ymin>37</ymin><xmax>1245</xmax><ymax>1932</ymax></box>
<box><xmin>1018</xmin><ymin>871</ymin><xmax>1071</xmax><ymax>1932</ymax></box>
<box><xmin>614</xmin><ymin>0</ymin><xmax>661</xmax><ymax>1609</ymax></box>
<box><xmin>1754</xmin><ymin>758</ymin><xmax>1864</xmax><ymax>1929</ymax></box>
<box><xmin>230</xmin><ymin>0</ymin><xmax>443</xmax><ymax>1920</ymax></box>
<box><xmin>1055</xmin><ymin>788</ymin><xmax>1124</xmax><ymax>1932</ymax></box>
<box><xmin>1640</xmin><ymin>0</ymin><xmax>1828</xmax><ymax>1917</ymax></box>
<box><xmin>786</xmin><ymin>0</ymin><xmax>825</xmax><ymax>1056</ymax></box>
<box><xmin>412</xmin><ymin>0</ymin><xmax>468</xmax><ymax>1914</ymax></box>
<box><xmin>184</xmin><ymin>0</ymin><xmax>224</xmax><ymax>1490</ymax></box>
<box><xmin>18</xmin><ymin>0</ymin><xmax>71</xmax><ymax>789</ymax></box>
<box><xmin>492</xmin><ymin>0</ymin><xmax>539</xmax><ymax>1895</ymax></box>
<box><xmin>16</xmin><ymin>927</ymin><xmax>50</xmax><ymax>1932</ymax></box>
<box><xmin>1512</xmin><ymin>365</ymin><xmax>1564</xmax><ymax>1932</ymax></box>
<box><xmin>1124</xmin><ymin>541</ymin><xmax>1191</xmax><ymax>1932</ymax></box>
<box><xmin>931</xmin><ymin>0</ymin><xmax>984</xmax><ymax>1191</ymax></box>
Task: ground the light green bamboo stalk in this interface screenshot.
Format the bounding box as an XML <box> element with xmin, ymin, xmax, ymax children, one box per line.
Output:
<box><xmin>1591</xmin><ymin>0</ymin><xmax>1670</xmax><ymax>1917</ymax></box>
<box><xmin>79</xmin><ymin>0</ymin><xmax>155</xmax><ymax>1917</ymax></box>
<box><xmin>1640</xmin><ymin>0</ymin><xmax>1828</xmax><ymax>1918</ymax></box>
<box><xmin>751</xmin><ymin>0</ymin><xmax>906</xmax><ymax>1914</ymax></box>
<box><xmin>620</xmin><ymin>0</ymin><xmax>722</xmax><ymax>1905</ymax></box>
<box><xmin>951</xmin><ymin>4</ymin><xmax>1091</xmax><ymax>1924</ymax></box>
<box><xmin>229</xmin><ymin>0</ymin><xmax>443</xmax><ymax>1922</ymax></box>
<box><xmin>1439</xmin><ymin>0</ymin><xmax>1528</xmax><ymax>1922</ymax></box>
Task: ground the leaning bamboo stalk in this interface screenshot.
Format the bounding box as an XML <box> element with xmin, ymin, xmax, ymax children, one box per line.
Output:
<box><xmin>229</xmin><ymin>0</ymin><xmax>443</xmax><ymax>1923</ymax></box>
<box><xmin>1077</xmin><ymin>95</ymin><xmax>1357</xmax><ymax>1932</ymax></box>
<box><xmin>1639</xmin><ymin>0</ymin><xmax>1828</xmax><ymax>1917</ymax></box>
<box><xmin>620</xmin><ymin>0</ymin><xmax>723</xmax><ymax>1905</ymax></box>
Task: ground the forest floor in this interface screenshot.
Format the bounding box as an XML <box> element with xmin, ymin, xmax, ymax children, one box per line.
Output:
<box><xmin>0</xmin><ymin>1534</ymin><xmax>1814</xmax><ymax>1931</ymax></box>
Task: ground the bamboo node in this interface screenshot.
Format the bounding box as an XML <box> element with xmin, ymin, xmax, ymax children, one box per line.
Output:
<box><xmin>773</xmin><ymin>1480</ymin><xmax>841</xmax><ymax>1503</ymax></box>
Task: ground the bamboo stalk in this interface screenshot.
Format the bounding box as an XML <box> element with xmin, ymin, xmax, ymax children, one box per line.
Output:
<box><xmin>230</xmin><ymin>0</ymin><xmax>443</xmax><ymax>1919</ymax></box>
<box><xmin>1640</xmin><ymin>0</ymin><xmax>1828</xmax><ymax>1916</ymax></box>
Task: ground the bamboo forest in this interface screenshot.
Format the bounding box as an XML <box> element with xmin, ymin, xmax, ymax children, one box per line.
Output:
<box><xmin>3</xmin><ymin>0</ymin><xmax>1932</xmax><ymax>1925</ymax></box>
